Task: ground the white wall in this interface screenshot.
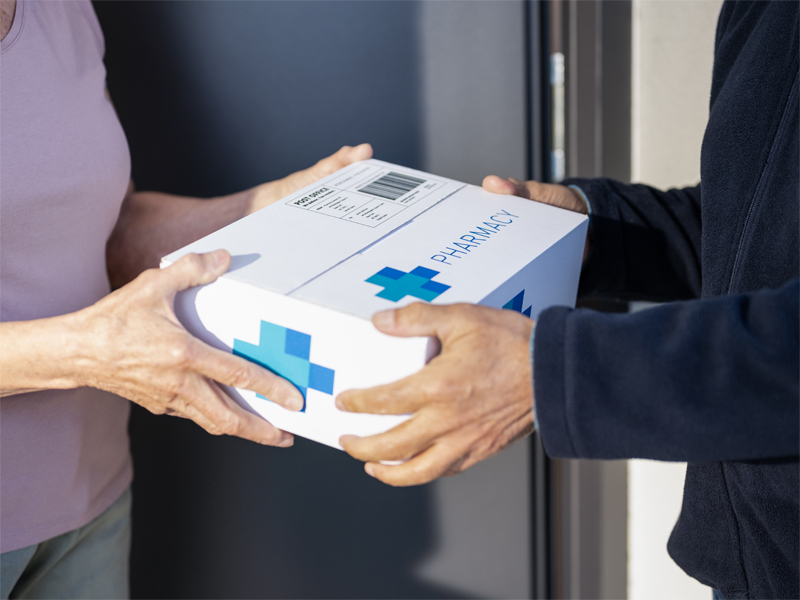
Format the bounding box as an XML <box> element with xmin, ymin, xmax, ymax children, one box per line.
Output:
<box><xmin>631</xmin><ymin>0</ymin><xmax>722</xmax><ymax>188</ymax></box>
<box><xmin>628</xmin><ymin>1</ymin><xmax>723</xmax><ymax>599</ymax></box>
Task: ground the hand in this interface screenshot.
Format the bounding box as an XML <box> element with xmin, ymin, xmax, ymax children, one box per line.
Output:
<box><xmin>74</xmin><ymin>250</ymin><xmax>303</xmax><ymax>446</ymax></box>
<box><xmin>247</xmin><ymin>144</ymin><xmax>374</xmax><ymax>214</ymax></box>
<box><xmin>337</xmin><ymin>303</ymin><xmax>535</xmax><ymax>486</ymax></box>
<box><xmin>483</xmin><ymin>175</ymin><xmax>591</xmax><ymax>262</ymax></box>
<box><xmin>482</xmin><ymin>175</ymin><xmax>587</xmax><ymax>213</ymax></box>
<box><xmin>105</xmin><ymin>144</ymin><xmax>374</xmax><ymax>289</ymax></box>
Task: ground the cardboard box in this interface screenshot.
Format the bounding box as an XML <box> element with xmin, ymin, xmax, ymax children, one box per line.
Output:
<box><xmin>163</xmin><ymin>159</ymin><xmax>588</xmax><ymax>449</ymax></box>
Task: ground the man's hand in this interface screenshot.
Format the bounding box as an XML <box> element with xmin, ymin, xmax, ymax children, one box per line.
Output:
<box><xmin>248</xmin><ymin>144</ymin><xmax>374</xmax><ymax>214</ymax></box>
<box><xmin>482</xmin><ymin>175</ymin><xmax>587</xmax><ymax>214</ymax></box>
<box><xmin>76</xmin><ymin>250</ymin><xmax>303</xmax><ymax>446</ymax></box>
<box><xmin>483</xmin><ymin>175</ymin><xmax>591</xmax><ymax>262</ymax></box>
<box><xmin>336</xmin><ymin>303</ymin><xmax>535</xmax><ymax>486</ymax></box>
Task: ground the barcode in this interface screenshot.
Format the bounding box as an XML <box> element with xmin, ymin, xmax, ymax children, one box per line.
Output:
<box><xmin>358</xmin><ymin>172</ymin><xmax>426</xmax><ymax>201</ymax></box>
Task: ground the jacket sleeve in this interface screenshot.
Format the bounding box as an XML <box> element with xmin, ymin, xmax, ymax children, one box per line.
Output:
<box><xmin>562</xmin><ymin>178</ymin><xmax>703</xmax><ymax>302</ymax></box>
<box><xmin>534</xmin><ymin>278</ymin><xmax>799</xmax><ymax>462</ymax></box>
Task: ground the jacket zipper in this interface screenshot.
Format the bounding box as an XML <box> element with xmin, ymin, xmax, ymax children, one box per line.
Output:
<box><xmin>727</xmin><ymin>71</ymin><xmax>799</xmax><ymax>294</ymax></box>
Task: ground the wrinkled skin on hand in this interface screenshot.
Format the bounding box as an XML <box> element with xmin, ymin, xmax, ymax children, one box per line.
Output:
<box><xmin>337</xmin><ymin>303</ymin><xmax>535</xmax><ymax>486</ymax></box>
<box><xmin>248</xmin><ymin>144</ymin><xmax>374</xmax><ymax>214</ymax></box>
<box><xmin>334</xmin><ymin>172</ymin><xmax>589</xmax><ymax>484</ymax></box>
<box><xmin>482</xmin><ymin>175</ymin><xmax>590</xmax><ymax>261</ymax></box>
<box><xmin>482</xmin><ymin>175</ymin><xmax>588</xmax><ymax>213</ymax></box>
<box><xmin>74</xmin><ymin>250</ymin><xmax>303</xmax><ymax>446</ymax></box>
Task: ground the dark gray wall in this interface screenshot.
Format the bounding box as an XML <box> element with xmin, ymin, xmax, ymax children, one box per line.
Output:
<box><xmin>97</xmin><ymin>1</ymin><xmax>424</xmax><ymax>194</ymax></box>
<box><xmin>95</xmin><ymin>2</ymin><xmax>532</xmax><ymax>598</ymax></box>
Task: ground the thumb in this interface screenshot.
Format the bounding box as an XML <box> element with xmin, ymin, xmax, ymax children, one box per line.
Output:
<box><xmin>341</xmin><ymin>142</ymin><xmax>374</xmax><ymax>163</ymax></box>
<box><xmin>482</xmin><ymin>175</ymin><xmax>523</xmax><ymax>197</ymax></box>
<box><xmin>311</xmin><ymin>143</ymin><xmax>373</xmax><ymax>179</ymax></box>
<box><xmin>276</xmin><ymin>144</ymin><xmax>374</xmax><ymax>199</ymax></box>
<box><xmin>482</xmin><ymin>175</ymin><xmax>542</xmax><ymax>200</ymax></box>
<box><xmin>372</xmin><ymin>302</ymin><xmax>455</xmax><ymax>339</ymax></box>
<box><xmin>161</xmin><ymin>250</ymin><xmax>232</xmax><ymax>294</ymax></box>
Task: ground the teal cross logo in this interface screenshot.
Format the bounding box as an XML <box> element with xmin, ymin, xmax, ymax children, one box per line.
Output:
<box><xmin>503</xmin><ymin>290</ymin><xmax>532</xmax><ymax>317</ymax></box>
<box><xmin>232</xmin><ymin>321</ymin><xmax>335</xmax><ymax>412</ymax></box>
<box><xmin>366</xmin><ymin>266</ymin><xmax>451</xmax><ymax>302</ymax></box>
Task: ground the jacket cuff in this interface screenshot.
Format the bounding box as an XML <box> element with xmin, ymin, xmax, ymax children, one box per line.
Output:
<box><xmin>533</xmin><ymin>306</ymin><xmax>579</xmax><ymax>459</ymax></box>
<box><xmin>561</xmin><ymin>177</ymin><xmax>624</xmax><ymax>298</ymax></box>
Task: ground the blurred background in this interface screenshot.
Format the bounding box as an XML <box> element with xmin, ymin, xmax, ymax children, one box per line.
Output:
<box><xmin>93</xmin><ymin>1</ymin><xmax>722</xmax><ymax>598</ymax></box>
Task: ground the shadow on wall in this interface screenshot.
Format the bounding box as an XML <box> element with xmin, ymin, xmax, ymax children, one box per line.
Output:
<box><xmin>94</xmin><ymin>1</ymin><xmax>462</xmax><ymax>598</ymax></box>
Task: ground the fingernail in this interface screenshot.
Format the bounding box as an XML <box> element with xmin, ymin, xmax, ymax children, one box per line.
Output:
<box><xmin>335</xmin><ymin>397</ymin><xmax>346</xmax><ymax>411</ymax></box>
<box><xmin>210</xmin><ymin>249</ymin><xmax>227</xmax><ymax>268</ymax></box>
<box><xmin>286</xmin><ymin>391</ymin><xmax>305</xmax><ymax>412</ymax></box>
<box><xmin>277</xmin><ymin>433</ymin><xmax>294</xmax><ymax>448</ymax></box>
<box><xmin>365</xmin><ymin>463</ymin><xmax>376</xmax><ymax>478</ymax></box>
<box><xmin>373</xmin><ymin>310</ymin><xmax>395</xmax><ymax>330</ymax></box>
<box><xmin>340</xmin><ymin>434</ymin><xmax>359</xmax><ymax>447</ymax></box>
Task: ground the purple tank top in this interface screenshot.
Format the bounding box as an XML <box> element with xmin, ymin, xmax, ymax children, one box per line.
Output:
<box><xmin>0</xmin><ymin>0</ymin><xmax>133</xmax><ymax>552</ymax></box>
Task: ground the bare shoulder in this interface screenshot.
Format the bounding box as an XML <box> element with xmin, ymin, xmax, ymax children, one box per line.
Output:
<box><xmin>1</xmin><ymin>0</ymin><xmax>16</xmax><ymax>42</ymax></box>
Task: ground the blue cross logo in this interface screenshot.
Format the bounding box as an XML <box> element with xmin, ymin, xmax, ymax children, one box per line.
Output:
<box><xmin>232</xmin><ymin>321</ymin><xmax>335</xmax><ymax>412</ymax></box>
<box><xmin>366</xmin><ymin>266</ymin><xmax>451</xmax><ymax>302</ymax></box>
<box><xmin>503</xmin><ymin>290</ymin><xmax>533</xmax><ymax>317</ymax></box>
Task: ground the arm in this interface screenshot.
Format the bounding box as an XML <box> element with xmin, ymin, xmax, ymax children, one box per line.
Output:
<box><xmin>107</xmin><ymin>144</ymin><xmax>373</xmax><ymax>287</ymax></box>
<box><xmin>535</xmin><ymin>278</ymin><xmax>799</xmax><ymax>462</ymax></box>
<box><xmin>3</xmin><ymin>144</ymin><xmax>370</xmax><ymax>444</ymax></box>
<box><xmin>483</xmin><ymin>176</ymin><xmax>703</xmax><ymax>302</ymax></box>
<box><xmin>337</xmin><ymin>303</ymin><xmax>536</xmax><ymax>486</ymax></box>
<box><xmin>337</xmin><ymin>279</ymin><xmax>797</xmax><ymax>484</ymax></box>
<box><xmin>567</xmin><ymin>178</ymin><xmax>702</xmax><ymax>302</ymax></box>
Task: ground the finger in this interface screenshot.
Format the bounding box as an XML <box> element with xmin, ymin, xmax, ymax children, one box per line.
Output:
<box><xmin>180</xmin><ymin>376</ymin><xmax>293</xmax><ymax>446</ymax></box>
<box><xmin>188</xmin><ymin>339</ymin><xmax>306</xmax><ymax>411</ymax></box>
<box><xmin>206</xmin><ymin>380</ymin><xmax>294</xmax><ymax>447</ymax></box>
<box><xmin>164</xmin><ymin>394</ymin><xmax>223</xmax><ymax>432</ymax></box>
<box><xmin>482</xmin><ymin>175</ymin><xmax>583</xmax><ymax>212</ymax></box>
<box><xmin>362</xmin><ymin>439</ymin><xmax>468</xmax><ymax>487</ymax></box>
<box><xmin>157</xmin><ymin>378</ymin><xmax>244</xmax><ymax>435</ymax></box>
<box><xmin>371</xmin><ymin>302</ymin><xmax>465</xmax><ymax>340</ymax></box>
<box><xmin>311</xmin><ymin>143</ymin><xmax>373</xmax><ymax>178</ymax></box>
<box><xmin>518</xmin><ymin>180</ymin><xmax>587</xmax><ymax>213</ymax></box>
<box><xmin>157</xmin><ymin>250</ymin><xmax>232</xmax><ymax>294</ymax></box>
<box><xmin>283</xmin><ymin>144</ymin><xmax>374</xmax><ymax>192</ymax></box>
<box><xmin>336</xmin><ymin>372</ymin><xmax>430</xmax><ymax>415</ymax></box>
<box><xmin>482</xmin><ymin>175</ymin><xmax>522</xmax><ymax>196</ymax></box>
<box><xmin>340</xmin><ymin>412</ymin><xmax>447</xmax><ymax>462</ymax></box>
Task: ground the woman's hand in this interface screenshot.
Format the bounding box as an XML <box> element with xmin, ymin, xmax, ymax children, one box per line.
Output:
<box><xmin>76</xmin><ymin>250</ymin><xmax>303</xmax><ymax>445</ymax></box>
<box><xmin>247</xmin><ymin>143</ymin><xmax>374</xmax><ymax>214</ymax></box>
<box><xmin>107</xmin><ymin>144</ymin><xmax>374</xmax><ymax>288</ymax></box>
<box><xmin>482</xmin><ymin>175</ymin><xmax>591</xmax><ymax>262</ymax></box>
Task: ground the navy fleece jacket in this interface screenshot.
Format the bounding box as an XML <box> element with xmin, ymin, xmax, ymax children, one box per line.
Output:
<box><xmin>534</xmin><ymin>2</ymin><xmax>799</xmax><ymax>598</ymax></box>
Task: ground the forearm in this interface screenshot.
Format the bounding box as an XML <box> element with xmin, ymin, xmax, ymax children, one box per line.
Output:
<box><xmin>567</xmin><ymin>178</ymin><xmax>703</xmax><ymax>302</ymax></box>
<box><xmin>535</xmin><ymin>279</ymin><xmax>799</xmax><ymax>462</ymax></box>
<box><xmin>107</xmin><ymin>144</ymin><xmax>374</xmax><ymax>288</ymax></box>
<box><xmin>0</xmin><ymin>314</ymin><xmax>85</xmax><ymax>397</ymax></box>
<box><xmin>106</xmin><ymin>185</ymin><xmax>264</xmax><ymax>288</ymax></box>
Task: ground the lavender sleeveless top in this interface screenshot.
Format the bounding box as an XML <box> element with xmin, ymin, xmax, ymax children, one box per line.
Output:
<box><xmin>0</xmin><ymin>0</ymin><xmax>133</xmax><ymax>552</ymax></box>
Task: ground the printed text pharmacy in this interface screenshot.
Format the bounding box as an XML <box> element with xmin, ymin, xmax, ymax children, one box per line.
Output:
<box><xmin>431</xmin><ymin>209</ymin><xmax>520</xmax><ymax>266</ymax></box>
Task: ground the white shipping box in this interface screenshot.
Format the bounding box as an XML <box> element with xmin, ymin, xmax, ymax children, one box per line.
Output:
<box><xmin>163</xmin><ymin>159</ymin><xmax>588</xmax><ymax>449</ymax></box>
